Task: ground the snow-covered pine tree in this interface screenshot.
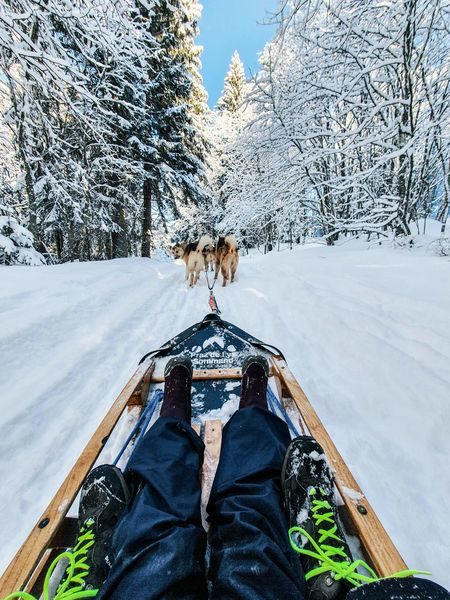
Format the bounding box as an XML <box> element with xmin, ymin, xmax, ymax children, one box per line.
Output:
<box><xmin>31</xmin><ymin>0</ymin><xmax>155</xmax><ymax>261</ymax></box>
<box><xmin>0</xmin><ymin>0</ymin><xmax>159</xmax><ymax>262</ymax></box>
<box><xmin>0</xmin><ymin>86</ymin><xmax>44</xmax><ymax>265</ymax></box>
<box><xmin>180</xmin><ymin>0</ymin><xmax>208</xmax><ymax>115</ymax></box>
<box><xmin>175</xmin><ymin>0</ymin><xmax>211</xmax><ymax>236</ymax></box>
<box><xmin>217</xmin><ymin>51</ymin><xmax>246</xmax><ymax>113</ymax></box>
<box><xmin>0</xmin><ymin>83</ymin><xmax>22</xmax><ymax>219</ymax></box>
<box><xmin>0</xmin><ymin>205</ymin><xmax>45</xmax><ymax>266</ymax></box>
<box><xmin>67</xmin><ymin>1</ymin><xmax>150</xmax><ymax>260</ymax></box>
<box><xmin>137</xmin><ymin>0</ymin><xmax>208</xmax><ymax>257</ymax></box>
<box><xmin>0</xmin><ymin>0</ymin><xmax>71</xmax><ymax>242</ymax></box>
<box><xmin>207</xmin><ymin>52</ymin><xmax>251</xmax><ymax>235</ymax></box>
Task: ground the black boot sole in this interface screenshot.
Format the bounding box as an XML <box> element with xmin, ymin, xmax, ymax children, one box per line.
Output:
<box><xmin>80</xmin><ymin>464</ymin><xmax>131</xmax><ymax>522</ymax></box>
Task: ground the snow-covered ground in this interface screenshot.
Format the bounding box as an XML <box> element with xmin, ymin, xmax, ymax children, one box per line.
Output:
<box><xmin>1</xmin><ymin>228</ymin><xmax>450</xmax><ymax>590</ymax></box>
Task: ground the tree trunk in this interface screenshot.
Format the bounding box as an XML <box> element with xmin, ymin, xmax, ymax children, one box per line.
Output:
<box><xmin>17</xmin><ymin>15</ymin><xmax>40</xmax><ymax>239</ymax></box>
<box><xmin>83</xmin><ymin>227</ymin><xmax>92</xmax><ymax>261</ymax></box>
<box><xmin>55</xmin><ymin>229</ymin><xmax>63</xmax><ymax>260</ymax></box>
<box><xmin>112</xmin><ymin>205</ymin><xmax>128</xmax><ymax>258</ymax></box>
<box><xmin>141</xmin><ymin>179</ymin><xmax>152</xmax><ymax>257</ymax></box>
<box><xmin>437</xmin><ymin>171</ymin><xmax>449</xmax><ymax>233</ymax></box>
<box><xmin>105</xmin><ymin>234</ymin><xmax>112</xmax><ymax>260</ymax></box>
<box><xmin>67</xmin><ymin>223</ymin><xmax>75</xmax><ymax>262</ymax></box>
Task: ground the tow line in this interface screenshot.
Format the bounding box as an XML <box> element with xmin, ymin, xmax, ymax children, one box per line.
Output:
<box><xmin>204</xmin><ymin>266</ymin><xmax>221</xmax><ymax>315</ymax></box>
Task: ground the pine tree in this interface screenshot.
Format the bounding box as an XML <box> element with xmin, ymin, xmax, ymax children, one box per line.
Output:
<box><xmin>177</xmin><ymin>0</ymin><xmax>211</xmax><ymax>233</ymax></box>
<box><xmin>209</xmin><ymin>53</ymin><xmax>250</xmax><ymax>226</ymax></box>
<box><xmin>1</xmin><ymin>0</ymin><xmax>209</xmax><ymax>263</ymax></box>
<box><xmin>180</xmin><ymin>0</ymin><xmax>208</xmax><ymax>114</ymax></box>
<box><xmin>138</xmin><ymin>0</ymin><xmax>208</xmax><ymax>257</ymax></box>
<box><xmin>0</xmin><ymin>208</ymin><xmax>45</xmax><ymax>265</ymax></box>
<box><xmin>217</xmin><ymin>51</ymin><xmax>246</xmax><ymax>113</ymax></box>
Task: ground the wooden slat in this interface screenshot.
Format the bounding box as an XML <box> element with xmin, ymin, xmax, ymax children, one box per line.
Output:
<box><xmin>152</xmin><ymin>368</ymin><xmax>241</xmax><ymax>382</ymax></box>
<box><xmin>201</xmin><ymin>420</ymin><xmax>222</xmax><ymax>527</ymax></box>
<box><xmin>0</xmin><ymin>358</ymin><xmax>155</xmax><ymax>596</ymax></box>
<box><xmin>282</xmin><ymin>396</ymin><xmax>307</xmax><ymax>436</ymax></box>
<box><xmin>152</xmin><ymin>367</ymin><xmax>274</xmax><ymax>383</ymax></box>
<box><xmin>128</xmin><ymin>364</ymin><xmax>154</xmax><ymax>406</ymax></box>
<box><xmin>272</xmin><ymin>358</ymin><xmax>407</xmax><ymax>576</ymax></box>
<box><xmin>273</xmin><ymin>370</ymin><xmax>289</xmax><ymax>400</ymax></box>
<box><xmin>22</xmin><ymin>549</ymin><xmax>54</xmax><ymax>595</ymax></box>
<box><xmin>140</xmin><ymin>364</ymin><xmax>154</xmax><ymax>405</ymax></box>
<box><xmin>192</xmin><ymin>423</ymin><xmax>201</xmax><ymax>436</ymax></box>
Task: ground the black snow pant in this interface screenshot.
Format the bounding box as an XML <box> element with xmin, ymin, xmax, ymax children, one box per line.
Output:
<box><xmin>97</xmin><ymin>407</ymin><xmax>450</xmax><ymax>600</ymax></box>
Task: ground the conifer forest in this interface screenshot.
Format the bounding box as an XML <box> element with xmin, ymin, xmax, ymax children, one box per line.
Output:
<box><xmin>0</xmin><ymin>0</ymin><xmax>449</xmax><ymax>265</ymax></box>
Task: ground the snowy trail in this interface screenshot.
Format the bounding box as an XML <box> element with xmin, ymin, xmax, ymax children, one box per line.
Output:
<box><xmin>215</xmin><ymin>245</ymin><xmax>450</xmax><ymax>585</ymax></box>
<box><xmin>0</xmin><ymin>259</ymin><xmax>206</xmax><ymax>573</ymax></box>
<box><xmin>1</xmin><ymin>243</ymin><xmax>450</xmax><ymax>589</ymax></box>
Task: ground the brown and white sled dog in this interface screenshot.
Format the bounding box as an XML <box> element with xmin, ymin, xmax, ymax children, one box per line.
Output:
<box><xmin>215</xmin><ymin>235</ymin><xmax>239</xmax><ymax>287</ymax></box>
<box><xmin>171</xmin><ymin>235</ymin><xmax>214</xmax><ymax>287</ymax></box>
<box><xmin>203</xmin><ymin>239</ymin><xmax>216</xmax><ymax>272</ymax></box>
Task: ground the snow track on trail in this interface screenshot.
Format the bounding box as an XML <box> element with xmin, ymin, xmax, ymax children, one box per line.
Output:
<box><xmin>211</xmin><ymin>245</ymin><xmax>450</xmax><ymax>588</ymax></box>
<box><xmin>0</xmin><ymin>259</ymin><xmax>206</xmax><ymax>574</ymax></box>
<box><xmin>1</xmin><ymin>244</ymin><xmax>450</xmax><ymax>589</ymax></box>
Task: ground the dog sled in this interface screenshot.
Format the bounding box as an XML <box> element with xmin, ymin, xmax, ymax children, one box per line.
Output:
<box><xmin>0</xmin><ymin>313</ymin><xmax>408</xmax><ymax>597</ymax></box>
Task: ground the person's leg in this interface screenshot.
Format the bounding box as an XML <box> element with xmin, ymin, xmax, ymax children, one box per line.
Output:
<box><xmin>347</xmin><ymin>578</ymin><xmax>450</xmax><ymax>599</ymax></box>
<box><xmin>207</xmin><ymin>405</ymin><xmax>307</xmax><ymax>600</ymax></box>
<box><xmin>98</xmin><ymin>417</ymin><xmax>207</xmax><ymax>600</ymax></box>
<box><xmin>98</xmin><ymin>358</ymin><xmax>207</xmax><ymax>600</ymax></box>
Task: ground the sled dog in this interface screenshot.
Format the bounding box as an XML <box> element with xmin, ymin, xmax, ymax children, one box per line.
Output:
<box><xmin>203</xmin><ymin>239</ymin><xmax>216</xmax><ymax>272</ymax></box>
<box><xmin>171</xmin><ymin>235</ymin><xmax>214</xmax><ymax>287</ymax></box>
<box><xmin>215</xmin><ymin>235</ymin><xmax>239</xmax><ymax>287</ymax></box>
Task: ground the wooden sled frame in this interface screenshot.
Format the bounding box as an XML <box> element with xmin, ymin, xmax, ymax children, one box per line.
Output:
<box><xmin>0</xmin><ymin>357</ymin><xmax>407</xmax><ymax>597</ymax></box>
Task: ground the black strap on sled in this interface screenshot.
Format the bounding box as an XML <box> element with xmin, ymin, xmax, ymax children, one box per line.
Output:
<box><xmin>139</xmin><ymin>313</ymin><xmax>286</xmax><ymax>364</ymax></box>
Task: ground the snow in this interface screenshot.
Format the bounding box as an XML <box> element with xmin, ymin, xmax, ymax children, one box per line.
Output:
<box><xmin>202</xmin><ymin>335</ymin><xmax>225</xmax><ymax>350</ymax></box>
<box><xmin>342</xmin><ymin>486</ymin><xmax>365</xmax><ymax>503</ymax></box>
<box><xmin>0</xmin><ymin>216</ymin><xmax>45</xmax><ymax>266</ymax></box>
<box><xmin>1</xmin><ymin>233</ymin><xmax>450</xmax><ymax>589</ymax></box>
<box><xmin>0</xmin><ymin>233</ymin><xmax>15</xmax><ymax>255</ymax></box>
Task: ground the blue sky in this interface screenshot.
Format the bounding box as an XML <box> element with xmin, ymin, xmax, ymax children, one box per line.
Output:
<box><xmin>198</xmin><ymin>0</ymin><xmax>278</xmax><ymax>107</ymax></box>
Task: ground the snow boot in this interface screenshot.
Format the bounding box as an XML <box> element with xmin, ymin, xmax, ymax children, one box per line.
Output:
<box><xmin>283</xmin><ymin>438</ymin><xmax>431</xmax><ymax>598</ymax></box>
<box><xmin>282</xmin><ymin>436</ymin><xmax>352</xmax><ymax>600</ymax></box>
<box><xmin>59</xmin><ymin>464</ymin><xmax>131</xmax><ymax>595</ymax></box>
<box><xmin>239</xmin><ymin>354</ymin><xmax>269</xmax><ymax>410</ymax></box>
<box><xmin>160</xmin><ymin>356</ymin><xmax>193</xmax><ymax>422</ymax></box>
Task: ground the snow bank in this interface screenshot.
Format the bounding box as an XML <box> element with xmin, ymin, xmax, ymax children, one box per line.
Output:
<box><xmin>0</xmin><ymin>235</ymin><xmax>449</xmax><ymax>589</ymax></box>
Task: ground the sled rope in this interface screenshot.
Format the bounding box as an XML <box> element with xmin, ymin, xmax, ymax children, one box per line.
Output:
<box><xmin>266</xmin><ymin>386</ymin><xmax>301</xmax><ymax>437</ymax></box>
<box><xmin>113</xmin><ymin>389</ymin><xmax>163</xmax><ymax>466</ymax></box>
<box><xmin>204</xmin><ymin>266</ymin><xmax>221</xmax><ymax>315</ymax></box>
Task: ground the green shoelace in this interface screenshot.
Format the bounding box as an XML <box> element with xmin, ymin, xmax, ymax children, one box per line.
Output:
<box><xmin>4</xmin><ymin>521</ymin><xmax>99</xmax><ymax>600</ymax></box>
<box><xmin>289</xmin><ymin>488</ymin><xmax>430</xmax><ymax>587</ymax></box>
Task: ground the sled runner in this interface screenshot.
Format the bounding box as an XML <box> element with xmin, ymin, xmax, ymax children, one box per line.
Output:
<box><xmin>0</xmin><ymin>314</ymin><xmax>407</xmax><ymax>597</ymax></box>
